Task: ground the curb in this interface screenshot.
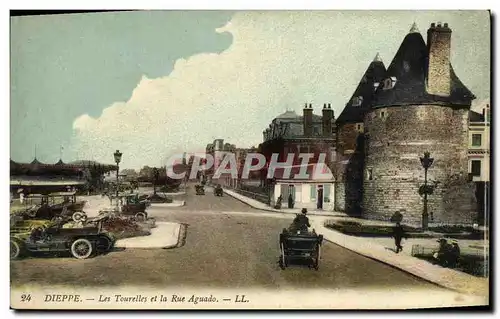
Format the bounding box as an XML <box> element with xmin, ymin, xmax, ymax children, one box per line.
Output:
<box><xmin>222</xmin><ymin>189</ymin><xmax>343</xmax><ymax>218</ymax></box>
<box><xmin>115</xmin><ymin>222</ymin><xmax>182</xmax><ymax>249</ymax></box>
<box><xmin>314</xmin><ymin>221</ymin><xmax>488</xmax><ymax>297</ymax></box>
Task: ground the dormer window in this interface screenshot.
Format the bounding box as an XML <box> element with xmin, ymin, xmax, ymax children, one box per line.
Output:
<box><xmin>382</xmin><ymin>77</ymin><xmax>397</xmax><ymax>90</ymax></box>
<box><xmin>352</xmin><ymin>96</ymin><xmax>363</xmax><ymax>107</ymax></box>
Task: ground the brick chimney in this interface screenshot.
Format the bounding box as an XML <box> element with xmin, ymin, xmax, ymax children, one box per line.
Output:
<box><xmin>303</xmin><ymin>103</ymin><xmax>313</xmax><ymax>136</ymax></box>
<box><xmin>427</xmin><ymin>22</ymin><xmax>452</xmax><ymax>96</ymax></box>
<box><xmin>322</xmin><ymin>103</ymin><xmax>334</xmax><ymax>136</ymax></box>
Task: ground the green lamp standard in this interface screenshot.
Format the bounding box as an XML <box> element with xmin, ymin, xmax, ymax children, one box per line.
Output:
<box><xmin>114</xmin><ymin>150</ymin><xmax>123</xmax><ymax>198</ymax></box>
<box><xmin>419</xmin><ymin>151</ymin><xmax>434</xmax><ymax>230</ymax></box>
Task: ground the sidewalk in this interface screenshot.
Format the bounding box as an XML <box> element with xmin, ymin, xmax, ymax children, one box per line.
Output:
<box><xmin>223</xmin><ymin>188</ymin><xmax>345</xmax><ymax>217</ymax></box>
<box><xmin>224</xmin><ymin>188</ymin><xmax>489</xmax><ymax>298</ymax></box>
<box><xmin>312</xmin><ymin>216</ymin><xmax>488</xmax><ymax>297</ymax></box>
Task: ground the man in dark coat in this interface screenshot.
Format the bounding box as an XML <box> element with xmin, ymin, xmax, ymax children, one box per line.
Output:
<box><xmin>392</xmin><ymin>222</ymin><xmax>407</xmax><ymax>253</ymax></box>
<box><xmin>291</xmin><ymin>208</ymin><xmax>311</xmax><ymax>232</ymax></box>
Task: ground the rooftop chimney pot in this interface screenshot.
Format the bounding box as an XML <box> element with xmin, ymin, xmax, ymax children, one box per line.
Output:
<box><xmin>431</xmin><ymin>22</ymin><xmax>436</xmax><ymax>28</ymax></box>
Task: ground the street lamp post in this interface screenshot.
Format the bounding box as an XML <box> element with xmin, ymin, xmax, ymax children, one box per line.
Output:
<box><xmin>153</xmin><ymin>167</ymin><xmax>159</xmax><ymax>195</ymax></box>
<box><xmin>419</xmin><ymin>151</ymin><xmax>434</xmax><ymax>230</ymax></box>
<box><xmin>114</xmin><ymin>150</ymin><xmax>123</xmax><ymax>199</ymax></box>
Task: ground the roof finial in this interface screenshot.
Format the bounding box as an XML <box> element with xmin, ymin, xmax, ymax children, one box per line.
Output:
<box><xmin>373</xmin><ymin>52</ymin><xmax>383</xmax><ymax>63</ymax></box>
<box><xmin>409</xmin><ymin>22</ymin><xmax>419</xmax><ymax>33</ymax></box>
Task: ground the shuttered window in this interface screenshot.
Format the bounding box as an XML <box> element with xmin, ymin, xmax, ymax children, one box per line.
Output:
<box><xmin>324</xmin><ymin>184</ymin><xmax>331</xmax><ymax>203</ymax></box>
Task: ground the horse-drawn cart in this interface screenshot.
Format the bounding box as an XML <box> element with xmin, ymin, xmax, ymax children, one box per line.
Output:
<box><xmin>279</xmin><ymin>229</ymin><xmax>323</xmax><ymax>270</ymax></box>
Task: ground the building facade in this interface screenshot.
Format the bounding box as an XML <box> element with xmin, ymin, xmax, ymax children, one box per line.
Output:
<box><xmin>205</xmin><ymin>139</ymin><xmax>236</xmax><ymax>185</ymax></box>
<box><xmin>362</xmin><ymin>22</ymin><xmax>477</xmax><ymax>224</ymax></box>
<box><xmin>258</xmin><ymin>103</ymin><xmax>336</xmax><ymax>209</ymax></box>
<box><xmin>468</xmin><ymin>106</ymin><xmax>491</xmax><ymax>225</ymax></box>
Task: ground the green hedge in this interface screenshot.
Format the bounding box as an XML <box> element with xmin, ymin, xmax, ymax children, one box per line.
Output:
<box><xmin>326</xmin><ymin>221</ymin><xmax>484</xmax><ymax>239</ymax></box>
<box><xmin>327</xmin><ymin>222</ymin><xmax>419</xmax><ymax>237</ymax></box>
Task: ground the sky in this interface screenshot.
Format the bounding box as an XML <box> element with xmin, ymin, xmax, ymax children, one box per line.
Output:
<box><xmin>10</xmin><ymin>10</ymin><xmax>490</xmax><ymax>169</ymax></box>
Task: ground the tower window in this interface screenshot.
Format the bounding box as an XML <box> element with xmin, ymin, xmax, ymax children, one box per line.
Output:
<box><xmin>352</xmin><ymin>96</ymin><xmax>363</xmax><ymax>107</ymax></box>
<box><xmin>367</xmin><ymin>168</ymin><xmax>373</xmax><ymax>180</ymax></box>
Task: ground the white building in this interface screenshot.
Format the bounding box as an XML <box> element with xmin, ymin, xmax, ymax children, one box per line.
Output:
<box><xmin>468</xmin><ymin>107</ymin><xmax>490</xmax><ymax>182</ymax></box>
<box><xmin>270</xmin><ymin>163</ymin><xmax>335</xmax><ymax>210</ymax></box>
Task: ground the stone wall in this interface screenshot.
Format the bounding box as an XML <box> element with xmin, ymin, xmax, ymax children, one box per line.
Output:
<box><xmin>363</xmin><ymin>104</ymin><xmax>477</xmax><ymax>224</ymax></box>
<box><xmin>334</xmin><ymin>123</ymin><xmax>365</xmax><ymax>215</ymax></box>
<box><xmin>336</xmin><ymin>123</ymin><xmax>361</xmax><ymax>154</ymax></box>
<box><xmin>334</xmin><ymin>181</ymin><xmax>345</xmax><ymax>211</ymax></box>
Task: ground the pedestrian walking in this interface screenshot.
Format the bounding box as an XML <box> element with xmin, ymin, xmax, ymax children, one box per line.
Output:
<box><xmin>392</xmin><ymin>222</ymin><xmax>407</xmax><ymax>253</ymax></box>
<box><xmin>287</xmin><ymin>193</ymin><xmax>294</xmax><ymax>209</ymax></box>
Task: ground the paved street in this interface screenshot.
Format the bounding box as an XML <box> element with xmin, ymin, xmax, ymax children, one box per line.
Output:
<box><xmin>11</xmin><ymin>186</ymin><xmax>448</xmax><ymax>291</ymax></box>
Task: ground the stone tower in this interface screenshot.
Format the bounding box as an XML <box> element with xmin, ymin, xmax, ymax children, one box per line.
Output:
<box><xmin>334</xmin><ymin>53</ymin><xmax>386</xmax><ymax>214</ymax></box>
<box><xmin>363</xmin><ymin>23</ymin><xmax>476</xmax><ymax>224</ymax></box>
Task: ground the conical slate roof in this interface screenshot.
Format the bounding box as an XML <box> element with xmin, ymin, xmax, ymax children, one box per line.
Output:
<box><xmin>371</xmin><ymin>25</ymin><xmax>475</xmax><ymax>108</ymax></box>
<box><xmin>336</xmin><ymin>54</ymin><xmax>386</xmax><ymax>124</ymax></box>
<box><xmin>30</xmin><ymin>158</ymin><xmax>42</xmax><ymax>165</ymax></box>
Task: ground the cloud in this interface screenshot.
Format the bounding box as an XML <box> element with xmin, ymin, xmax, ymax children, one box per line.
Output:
<box><xmin>70</xmin><ymin>11</ymin><xmax>490</xmax><ymax>169</ymax></box>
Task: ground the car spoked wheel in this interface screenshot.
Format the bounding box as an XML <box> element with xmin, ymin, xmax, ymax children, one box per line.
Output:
<box><xmin>135</xmin><ymin>212</ymin><xmax>146</xmax><ymax>222</ymax></box>
<box><xmin>72</xmin><ymin>212</ymin><xmax>85</xmax><ymax>222</ymax></box>
<box><xmin>70</xmin><ymin>238</ymin><xmax>93</xmax><ymax>259</ymax></box>
<box><xmin>313</xmin><ymin>244</ymin><xmax>321</xmax><ymax>271</ymax></box>
<box><xmin>96</xmin><ymin>236</ymin><xmax>113</xmax><ymax>252</ymax></box>
<box><xmin>10</xmin><ymin>239</ymin><xmax>22</xmax><ymax>260</ymax></box>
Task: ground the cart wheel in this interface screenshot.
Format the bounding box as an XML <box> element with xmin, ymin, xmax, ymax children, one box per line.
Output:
<box><xmin>10</xmin><ymin>238</ymin><xmax>24</xmax><ymax>260</ymax></box>
<box><xmin>280</xmin><ymin>243</ymin><xmax>286</xmax><ymax>269</ymax></box>
<box><xmin>72</xmin><ymin>212</ymin><xmax>85</xmax><ymax>222</ymax></box>
<box><xmin>313</xmin><ymin>244</ymin><xmax>321</xmax><ymax>270</ymax></box>
<box><xmin>135</xmin><ymin>212</ymin><xmax>146</xmax><ymax>222</ymax></box>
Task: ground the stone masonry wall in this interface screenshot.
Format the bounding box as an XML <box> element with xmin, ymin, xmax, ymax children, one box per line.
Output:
<box><xmin>334</xmin><ymin>123</ymin><xmax>364</xmax><ymax>215</ymax></box>
<box><xmin>427</xmin><ymin>26</ymin><xmax>452</xmax><ymax>96</ymax></box>
<box><xmin>363</xmin><ymin>105</ymin><xmax>476</xmax><ymax>224</ymax></box>
<box><xmin>334</xmin><ymin>181</ymin><xmax>345</xmax><ymax>211</ymax></box>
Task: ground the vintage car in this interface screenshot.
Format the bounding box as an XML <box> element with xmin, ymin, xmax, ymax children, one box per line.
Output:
<box><xmin>214</xmin><ymin>185</ymin><xmax>223</xmax><ymax>197</ymax></box>
<box><xmin>22</xmin><ymin>193</ymin><xmax>87</xmax><ymax>222</ymax></box>
<box><xmin>195</xmin><ymin>185</ymin><xmax>205</xmax><ymax>195</ymax></box>
<box><xmin>147</xmin><ymin>193</ymin><xmax>173</xmax><ymax>204</ymax></box>
<box><xmin>110</xmin><ymin>194</ymin><xmax>149</xmax><ymax>221</ymax></box>
<box><xmin>10</xmin><ymin>218</ymin><xmax>115</xmax><ymax>260</ymax></box>
<box><xmin>279</xmin><ymin>227</ymin><xmax>323</xmax><ymax>270</ymax></box>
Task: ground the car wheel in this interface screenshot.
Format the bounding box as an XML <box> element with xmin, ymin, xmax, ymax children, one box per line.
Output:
<box><xmin>72</xmin><ymin>212</ymin><xmax>85</xmax><ymax>222</ymax></box>
<box><xmin>10</xmin><ymin>239</ymin><xmax>23</xmax><ymax>260</ymax></box>
<box><xmin>96</xmin><ymin>236</ymin><xmax>113</xmax><ymax>252</ymax></box>
<box><xmin>135</xmin><ymin>212</ymin><xmax>146</xmax><ymax>222</ymax></box>
<box><xmin>70</xmin><ymin>238</ymin><xmax>94</xmax><ymax>259</ymax></box>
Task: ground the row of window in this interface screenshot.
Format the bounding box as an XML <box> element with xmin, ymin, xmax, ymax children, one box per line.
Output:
<box><xmin>281</xmin><ymin>184</ymin><xmax>331</xmax><ymax>202</ymax></box>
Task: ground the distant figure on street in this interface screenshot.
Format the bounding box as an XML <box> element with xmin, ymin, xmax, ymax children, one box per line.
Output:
<box><xmin>449</xmin><ymin>240</ymin><xmax>461</xmax><ymax>268</ymax></box>
<box><xmin>434</xmin><ymin>238</ymin><xmax>453</xmax><ymax>267</ymax></box>
<box><xmin>291</xmin><ymin>208</ymin><xmax>310</xmax><ymax>232</ymax></box>
<box><xmin>288</xmin><ymin>193</ymin><xmax>294</xmax><ymax>209</ymax></box>
<box><xmin>274</xmin><ymin>195</ymin><xmax>283</xmax><ymax>209</ymax></box>
<box><xmin>392</xmin><ymin>222</ymin><xmax>407</xmax><ymax>253</ymax></box>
